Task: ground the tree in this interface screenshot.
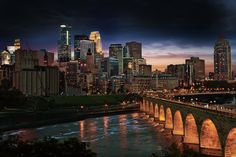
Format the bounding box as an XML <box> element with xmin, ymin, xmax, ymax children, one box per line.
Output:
<box><xmin>0</xmin><ymin>89</ymin><xmax>26</xmax><ymax>109</ymax></box>
<box><xmin>0</xmin><ymin>137</ymin><xmax>96</xmax><ymax>157</ymax></box>
<box><xmin>0</xmin><ymin>79</ymin><xmax>11</xmax><ymax>91</ymax></box>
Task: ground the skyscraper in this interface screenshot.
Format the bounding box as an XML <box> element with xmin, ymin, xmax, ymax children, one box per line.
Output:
<box><xmin>139</xmin><ymin>64</ymin><xmax>152</xmax><ymax>76</ymax></box>
<box><xmin>126</xmin><ymin>42</ymin><xmax>142</xmax><ymax>59</ymax></box>
<box><xmin>80</xmin><ymin>40</ymin><xmax>96</xmax><ymax>61</ymax></box>
<box><xmin>58</xmin><ymin>25</ymin><xmax>72</xmax><ymax>62</ymax></box>
<box><xmin>74</xmin><ymin>35</ymin><xmax>89</xmax><ymax>60</ymax></box>
<box><xmin>14</xmin><ymin>39</ymin><xmax>21</xmax><ymax>50</ymax></box>
<box><xmin>185</xmin><ymin>57</ymin><xmax>205</xmax><ymax>85</ymax></box>
<box><xmin>214</xmin><ymin>37</ymin><xmax>232</xmax><ymax>80</ymax></box>
<box><xmin>109</xmin><ymin>44</ymin><xmax>123</xmax><ymax>58</ymax></box>
<box><xmin>109</xmin><ymin>44</ymin><xmax>123</xmax><ymax>74</ymax></box>
<box><xmin>89</xmin><ymin>31</ymin><xmax>103</xmax><ymax>54</ymax></box>
<box><xmin>133</xmin><ymin>58</ymin><xmax>146</xmax><ymax>75</ymax></box>
<box><xmin>86</xmin><ymin>48</ymin><xmax>94</xmax><ymax>72</ymax></box>
<box><xmin>166</xmin><ymin>64</ymin><xmax>187</xmax><ymax>87</ymax></box>
<box><xmin>108</xmin><ymin>57</ymin><xmax>119</xmax><ymax>77</ymax></box>
<box><xmin>1</xmin><ymin>50</ymin><xmax>11</xmax><ymax>65</ymax></box>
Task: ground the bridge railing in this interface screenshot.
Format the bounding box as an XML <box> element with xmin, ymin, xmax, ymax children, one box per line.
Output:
<box><xmin>147</xmin><ymin>96</ymin><xmax>236</xmax><ymax>118</ymax></box>
<box><xmin>169</xmin><ymin>91</ymin><xmax>236</xmax><ymax>96</ymax></box>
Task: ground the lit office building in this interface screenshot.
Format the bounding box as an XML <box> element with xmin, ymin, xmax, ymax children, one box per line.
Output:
<box><xmin>133</xmin><ymin>58</ymin><xmax>146</xmax><ymax>75</ymax></box>
<box><xmin>74</xmin><ymin>35</ymin><xmax>88</xmax><ymax>60</ymax></box>
<box><xmin>139</xmin><ymin>64</ymin><xmax>152</xmax><ymax>76</ymax></box>
<box><xmin>185</xmin><ymin>57</ymin><xmax>205</xmax><ymax>85</ymax></box>
<box><xmin>151</xmin><ymin>73</ymin><xmax>179</xmax><ymax>90</ymax></box>
<box><xmin>123</xmin><ymin>57</ymin><xmax>133</xmax><ymax>80</ymax></box>
<box><xmin>58</xmin><ymin>25</ymin><xmax>72</xmax><ymax>62</ymax></box>
<box><xmin>129</xmin><ymin>76</ymin><xmax>152</xmax><ymax>93</ymax></box>
<box><xmin>66</xmin><ymin>61</ymin><xmax>79</xmax><ymax>87</ymax></box>
<box><xmin>109</xmin><ymin>44</ymin><xmax>123</xmax><ymax>58</ymax></box>
<box><xmin>108</xmin><ymin>57</ymin><xmax>119</xmax><ymax>77</ymax></box>
<box><xmin>86</xmin><ymin>48</ymin><xmax>94</xmax><ymax>72</ymax></box>
<box><xmin>126</xmin><ymin>41</ymin><xmax>142</xmax><ymax>59</ymax></box>
<box><xmin>1</xmin><ymin>39</ymin><xmax>21</xmax><ymax>65</ymax></box>
<box><xmin>102</xmin><ymin>57</ymin><xmax>119</xmax><ymax>77</ymax></box>
<box><xmin>1</xmin><ymin>50</ymin><xmax>11</xmax><ymax>65</ymax></box>
<box><xmin>80</xmin><ymin>40</ymin><xmax>96</xmax><ymax>61</ymax></box>
<box><xmin>109</xmin><ymin>44</ymin><xmax>123</xmax><ymax>75</ymax></box>
<box><xmin>89</xmin><ymin>31</ymin><xmax>103</xmax><ymax>54</ymax></box>
<box><xmin>14</xmin><ymin>39</ymin><xmax>21</xmax><ymax>50</ymax></box>
<box><xmin>214</xmin><ymin>37</ymin><xmax>232</xmax><ymax>80</ymax></box>
<box><xmin>166</xmin><ymin>64</ymin><xmax>188</xmax><ymax>87</ymax></box>
<box><xmin>123</xmin><ymin>45</ymin><xmax>130</xmax><ymax>57</ymax></box>
<box><xmin>0</xmin><ymin>64</ymin><xmax>14</xmax><ymax>87</ymax></box>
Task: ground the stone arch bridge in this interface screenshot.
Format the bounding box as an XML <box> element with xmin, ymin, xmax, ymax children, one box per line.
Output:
<box><xmin>141</xmin><ymin>96</ymin><xmax>236</xmax><ymax>157</ymax></box>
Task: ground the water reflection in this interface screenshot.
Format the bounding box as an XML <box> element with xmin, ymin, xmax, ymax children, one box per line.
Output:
<box><xmin>103</xmin><ymin>116</ymin><xmax>109</xmax><ymax>135</ymax></box>
<box><xmin>3</xmin><ymin>113</ymin><xmax>165</xmax><ymax>157</ymax></box>
<box><xmin>86</xmin><ymin>120</ymin><xmax>97</xmax><ymax>142</ymax></box>
<box><xmin>119</xmin><ymin>114</ymin><xmax>128</xmax><ymax>149</ymax></box>
<box><xmin>79</xmin><ymin>121</ymin><xmax>84</xmax><ymax>140</ymax></box>
<box><xmin>10</xmin><ymin>129</ymin><xmax>37</xmax><ymax>141</ymax></box>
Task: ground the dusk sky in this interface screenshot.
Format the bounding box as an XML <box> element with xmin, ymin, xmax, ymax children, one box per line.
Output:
<box><xmin>0</xmin><ymin>0</ymin><xmax>236</xmax><ymax>72</ymax></box>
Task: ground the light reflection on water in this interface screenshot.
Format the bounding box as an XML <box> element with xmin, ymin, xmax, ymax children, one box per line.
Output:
<box><xmin>3</xmin><ymin>113</ymin><xmax>165</xmax><ymax>157</ymax></box>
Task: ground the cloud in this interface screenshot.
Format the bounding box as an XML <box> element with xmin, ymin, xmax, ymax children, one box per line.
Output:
<box><xmin>143</xmin><ymin>41</ymin><xmax>213</xmax><ymax>60</ymax></box>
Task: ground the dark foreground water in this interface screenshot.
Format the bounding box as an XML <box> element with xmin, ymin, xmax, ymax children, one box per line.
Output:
<box><xmin>2</xmin><ymin>113</ymin><xmax>166</xmax><ymax>157</ymax></box>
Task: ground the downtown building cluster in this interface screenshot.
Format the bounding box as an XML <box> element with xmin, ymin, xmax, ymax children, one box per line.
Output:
<box><xmin>56</xmin><ymin>25</ymin><xmax>153</xmax><ymax>95</ymax></box>
<box><xmin>0</xmin><ymin>27</ymin><xmax>234</xmax><ymax>95</ymax></box>
<box><xmin>165</xmin><ymin>37</ymin><xmax>234</xmax><ymax>88</ymax></box>
<box><xmin>0</xmin><ymin>39</ymin><xmax>59</xmax><ymax>96</ymax></box>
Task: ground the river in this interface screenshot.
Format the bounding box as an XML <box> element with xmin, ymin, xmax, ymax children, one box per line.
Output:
<box><xmin>2</xmin><ymin>113</ymin><xmax>168</xmax><ymax>157</ymax></box>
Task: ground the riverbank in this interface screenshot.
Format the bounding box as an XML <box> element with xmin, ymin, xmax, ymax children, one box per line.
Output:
<box><xmin>0</xmin><ymin>106</ymin><xmax>139</xmax><ymax>133</ymax></box>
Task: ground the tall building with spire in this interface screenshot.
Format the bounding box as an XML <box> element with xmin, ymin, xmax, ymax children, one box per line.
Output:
<box><xmin>214</xmin><ymin>37</ymin><xmax>232</xmax><ymax>80</ymax></box>
<box><xmin>89</xmin><ymin>31</ymin><xmax>103</xmax><ymax>54</ymax></box>
<box><xmin>58</xmin><ymin>25</ymin><xmax>72</xmax><ymax>62</ymax></box>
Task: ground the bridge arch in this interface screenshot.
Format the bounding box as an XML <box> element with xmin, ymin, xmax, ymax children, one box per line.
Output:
<box><xmin>165</xmin><ymin>107</ymin><xmax>173</xmax><ymax>129</ymax></box>
<box><xmin>200</xmin><ymin>119</ymin><xmax>222</xmax><ymax>156</ymax></box>
<box><xmin>173</xmin><ymin>110</ymin><xmax>184</xmax><ymax>135</ymax></box>
<box><xmin>225</xmin><ymin>128</ymin><xmax>236</xmax><ymax>157</ymax></box>
<box><xmin>159</xmin><ymin>105</ymin><xmax>165</xmax><ymax>121</ymax></box>
<box><xmin>150</xmin><ymin>102</ymin><xmax>154</xmax><ymax>114</ymax></box>
<box><xmin>184</xmin><ymin>113</ymin><xmax>199</xmax><ymax>144</ymax></box>
<box><xmin>142</xmin><ymin>100</ymin><xmax>145</xmax><ymax>111</ymax></box>
<box><xmin>139</xmin><ymin>101</ymin><xmax>142</xmax><ymax>111</ymax></box>
<box><xmin>145</xmin><ymin>101</ymin><xmax>149</xmax><ymax>112</ymax></box>
<box><xmin>143</xmin><ymin>101</ymin><xmax>146</xmax><ymax>111</ymax></box>
<box><xmin>154</xmin><ymin>104</ymin><xmax>159</xmax><ymax>118</ymax></box>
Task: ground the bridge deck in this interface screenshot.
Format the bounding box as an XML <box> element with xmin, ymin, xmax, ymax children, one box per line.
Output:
<box><xmin>148</xmin><ymin>96</ymin><xmax>236</xmax><ymax>119</ymax></box>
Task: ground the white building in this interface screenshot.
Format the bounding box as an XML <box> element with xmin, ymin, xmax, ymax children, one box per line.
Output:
<box><xmin>80</xmin><ymin>40</ymin><xmax>96</xmax><ymax>61</ymax></box>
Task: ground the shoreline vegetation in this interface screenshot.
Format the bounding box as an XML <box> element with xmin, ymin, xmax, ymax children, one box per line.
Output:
<box><xmin>0</xmin><ymin>137</ymin><xmax>97</xmax><ymax>157</ymax></box>
<box><xmin>0</xmin><ymin>91</ymin><xmax>142</xmax><ymax>132</ymax></box>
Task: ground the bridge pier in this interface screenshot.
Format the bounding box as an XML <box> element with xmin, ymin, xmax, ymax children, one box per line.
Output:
<box><xmin>183</xmin><ymin>143</ymin><xmax>200</xmax><ymax>153</ymax></box>
<box><xmin>173</xmin><ymin>135</ymin><xmax>184</xmax><ymax>153</ymax></box>
<box><xmin>200</xmin><ymin>148</ymin><xmax>222</xmax><ymax>157</ymax></box>
<box><xmin>141</xmin><ymin>97</ymin><xmax>236</xmax><ymax>157</ymax></box>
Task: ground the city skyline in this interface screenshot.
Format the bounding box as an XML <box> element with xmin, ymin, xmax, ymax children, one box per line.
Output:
<box><xmin>1</xmin><ymin>1</ymin><xmax>236</xmax><ymax>156</ymax></box>
<box><xmin>0</xmin><ymin>0</ymin><xmax>236</xmax><ymax>73</ymax></box>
